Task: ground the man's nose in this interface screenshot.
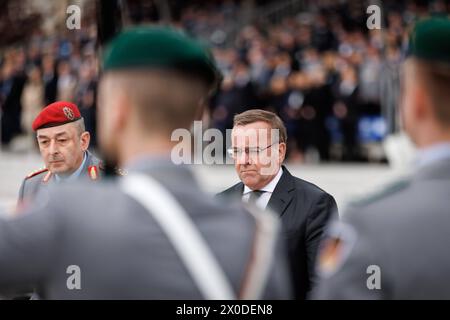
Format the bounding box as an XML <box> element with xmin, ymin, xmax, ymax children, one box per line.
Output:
<box><xmin>236</xmin><ymin>150</ymin><xmax>251</xmax><ymax>165</ymax></box>
<box><xmin>48</xmin><ymin>139</ymin><xmax>59</xmax><ymax>154</ymax></box>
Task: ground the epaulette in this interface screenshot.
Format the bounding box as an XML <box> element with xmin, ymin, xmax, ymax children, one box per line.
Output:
<box><xmin>25</xmin><ymin>167</ymin><xmax>48</xmax><ymax>180</ymax></box>
<box><xmin>88</xmin><ymin>165</ymin><xmax>100</xmax><ymax>181</ymax></box>
<box><xmin>98</xmin><ymin>161</ymin><xmax>127</xmax><ymax>176</ymax></box>
<box><xmin>347</xmin><ymin>178</ymin><xmax>411</xmax><ymax>208</ymax></box>
<box><xmin>115</xmin><ymin>167</ymin><xmax>128</xmax><ymax>176</ymax></box>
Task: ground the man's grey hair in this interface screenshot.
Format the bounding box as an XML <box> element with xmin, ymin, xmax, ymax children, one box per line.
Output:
<box><xmin>74</xmin><ymin>118</ymin><xmax>86</xmax><ymax>136</ymax></box>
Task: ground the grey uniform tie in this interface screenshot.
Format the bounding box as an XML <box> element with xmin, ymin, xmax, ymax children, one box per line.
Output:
<box><xmin>247</xmin><ymin>190</ymin><xmax>264</xmax><ymax>205</ymax></box>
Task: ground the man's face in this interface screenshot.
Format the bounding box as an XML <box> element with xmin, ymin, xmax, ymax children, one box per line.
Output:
<box><xmin>36</xmin><ymin>122</ymin><xmax>89</xmax><ymax>175</ymax></box>
<box><xmin>231</xmin><ymin>121</ymin><xmax>286</xmax><ymax>190</ymax></box>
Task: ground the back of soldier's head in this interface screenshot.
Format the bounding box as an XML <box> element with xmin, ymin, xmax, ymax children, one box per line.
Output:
<box><xmin>402</xmin><ymin>17</ymin><xmax>450</xmax><ymax>143</ymax></box>
<box><xmin>96</xmin><ymin>27</ymin><xmax>221</xmax><ymax>168</ymax></box>
<box><xmin>98</xmin><ymin>27</ymin><xmax>220</xmax><ymax>135</ymax></box>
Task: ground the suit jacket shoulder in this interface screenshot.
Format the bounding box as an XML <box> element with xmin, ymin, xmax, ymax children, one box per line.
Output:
<box><xmin>290</xmin><ymin>171</ymin><xmax>335</xmax><ymax>200</ymax></box>
<box><xmin>216</xmin><ymin>181</ymin><xmax>243</xmax><ymax>199</ymax></box>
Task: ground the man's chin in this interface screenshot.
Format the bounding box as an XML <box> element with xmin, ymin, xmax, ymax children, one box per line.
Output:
<box><xmin>48</xmin><ymin>164</ymin><xmax>68</xmax><ymax>174</ymax></box>
<box><xmin>240</xmin><ymin>175</ymin><xmax>259</xmax><ymax>189</ymax></box>
<box><xmin>240</xmin><ymin>170</ymin><xmax>257</xmax><ymax>179</ymax></box>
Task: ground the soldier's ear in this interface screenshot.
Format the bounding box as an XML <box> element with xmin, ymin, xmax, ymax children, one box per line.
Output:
<box><xmin>80</xmin><ymin>131</ymin><xmax>91</xmax><ymax>151</ymax></box>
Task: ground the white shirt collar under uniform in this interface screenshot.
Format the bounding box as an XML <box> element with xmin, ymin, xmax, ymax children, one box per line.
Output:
<box><xmin>242</xmin><ymin>167</ymin><xmax>284</xmax><ymax>209</ymax></box>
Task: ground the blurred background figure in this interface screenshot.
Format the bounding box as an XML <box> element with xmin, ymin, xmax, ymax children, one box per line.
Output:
<box><xmin>1</xmin><ymin>54</ymin><xmax>26</xmax><ymax>149</ymax></box>
<box><xmin>74</xmin><ymin>61</ymin><xmax>98</xmax><ymax>148</ymax></box>
<box><xmin>2</xmin><ymin>0</ymin><xmax>447</xmax><ymax>163</ymax></box>
<box><xmin>56</xmin><ymin>60</ymin><xmax>76</xmax><ymax>102</ymax></box>
<box><xmin>20</xmin><ymin>65</ymin><xmax>44</xmax><ymax>150</ymax></box>
<box><xmin>42</xmin><ymin>55</ymin><xmax>58</xmax><ymax>105</ymax></box>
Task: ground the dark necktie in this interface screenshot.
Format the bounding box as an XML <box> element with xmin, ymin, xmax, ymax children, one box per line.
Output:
<box><xmin>247</xmin><ymin>190</ymin><xmax>264</xmax><ymax>205</ymax></box>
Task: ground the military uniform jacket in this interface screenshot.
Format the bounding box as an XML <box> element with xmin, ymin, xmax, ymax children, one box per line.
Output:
<box><xmin>0</xmin><ymin>160</ymin><xmax>292</xmax><ymax>299</ymax></box>
<box><xmin>18</xmin><ymin>150</ymin><xmax>104</xmax><ymax>204</ymax></box>
<box><xmin>314</xmin><ymin>159</ymin><xmax>450</xmax><ymax>299</ymax></box>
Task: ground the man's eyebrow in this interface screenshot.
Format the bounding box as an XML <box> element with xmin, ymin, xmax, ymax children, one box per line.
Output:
<box><xmin>37</xmin><ymin>132</ymin><xmax>69</xmax><ymax>139</ymax></box>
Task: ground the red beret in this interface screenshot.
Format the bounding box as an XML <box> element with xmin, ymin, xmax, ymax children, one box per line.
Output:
<box><xmin>32</xmin><ymin>101</ymin><xmax>82</xmax><ymax>131</ymax></box>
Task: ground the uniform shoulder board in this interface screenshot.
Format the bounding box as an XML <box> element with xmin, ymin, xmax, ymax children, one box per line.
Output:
<box><xmin>25</xmin><ymin>167</ymin><xmax>48</xmax><ymax>180</ymax></box>
<box><xmin>115</xmin><ymin>167</ymin><xmax>128</xmax><ymax>176</ymax></box>
<box><xmin>96</xmin><ymin>161</ymin><xmax>127</xmax><ymax>177</ymax></box>
<box><xmin>317</xmin><ymin>221</ymin><xmax>357</xmax><ymax>278</ymax></box>
<box><xmin>347</xmin><ymin>178</ymin><xmax>411</xmax><ymax>208</ymax></box>
<box><xmin>88</xmin><ymin>166</ymin><xmax>100</xmax><ymax>181</ymax></box>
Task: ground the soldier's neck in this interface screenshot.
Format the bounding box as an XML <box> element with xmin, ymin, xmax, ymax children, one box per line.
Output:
<box><xmin>416</xmin><ymin>128</ymin><xmax>450</xmax><ymax>149</ymax></box>
<box><xmin>119</xmin><ymin>136</ymin><xmax>176</xmax><ymax>168</ymax></box>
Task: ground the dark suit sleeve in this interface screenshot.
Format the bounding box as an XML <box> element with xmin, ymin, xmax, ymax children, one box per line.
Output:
<box><xmin>261</xmin><ymin>229</ymin><xmax>293</xmax><ymax>300</ymax></box>
<box><xmin>0</xmin><ymin>198</ymin><xmax>60</xmax><ymax>295</ymax></box>
<box><xmin>305</xmin><ymin>193</ymin><xmax>338</xmax><ymax>294</ymax></box>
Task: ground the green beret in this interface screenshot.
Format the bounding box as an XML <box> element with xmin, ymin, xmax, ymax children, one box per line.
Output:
<box><xmin>102</xmin><ymin>26</ymin><xmax>222</xmax><ymax>92</ymax></box>
<box><xmin>408</xmin><ymin>17</ymin><xmax>450</xmax><ymax>64</ymax></box>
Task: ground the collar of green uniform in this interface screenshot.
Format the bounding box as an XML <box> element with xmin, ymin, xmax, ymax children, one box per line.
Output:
<box><xmin>102</xmin><ymin>26</ymin><xmax>222</xmax><ymax>92</ymax></box>
<box><xmin>407</xmin><ymin>17</ymin><xmax>450</xmax><ymax>64</ymax></box>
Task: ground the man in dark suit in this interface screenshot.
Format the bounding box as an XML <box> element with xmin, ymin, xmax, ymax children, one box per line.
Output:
<box><xmin>218</xmin><ymin>109</ymin><xmax>338</xmax><ymax>299</ymax></box>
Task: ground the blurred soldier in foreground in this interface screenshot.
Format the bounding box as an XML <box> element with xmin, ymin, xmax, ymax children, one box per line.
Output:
<box><xmin>0</xmin><ymin>27</ymin><xmax>291</xmax><ymax>299</ymax></box>
<box><xmin>314</xmin><ymin>17</ymin><xmax>450</xmax><ymax>299</ymax></box>
<box><xmin>18</xmin><ymin>101</ymin><xmax>104</xmax><ymax>206</ymax></box>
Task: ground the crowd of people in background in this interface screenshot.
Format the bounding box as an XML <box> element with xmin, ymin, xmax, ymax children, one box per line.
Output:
<box><xmin>0</xmin><ymin>25</ymin><xmax>98</xmax><ymax>150</ymax></box>
<box><xmin>1</xmin><ymin>0</ymin><xmax>448</xmax><ymax>162</ymax></box>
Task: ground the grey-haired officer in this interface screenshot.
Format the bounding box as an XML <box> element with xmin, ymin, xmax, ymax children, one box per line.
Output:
<box><xmin>18</xmin><ymin>101</ymin><xmax>104</xmax><ymax>207</ymax></box>
<box><xmin>0</xmin><ymin>27</ymin><xmax>291</xmax><ymax>299</ymax></box>
<box><xmin>314</xmin><ymin>17</ymin><xmax>450</xmax><ymax>300</ymax></box>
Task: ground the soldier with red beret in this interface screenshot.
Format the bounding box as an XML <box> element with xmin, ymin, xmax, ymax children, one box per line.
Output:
<box><xmin>18</xmin><ymin>101</ymin><xmax>104</xmax><ymax>205</ymax></box>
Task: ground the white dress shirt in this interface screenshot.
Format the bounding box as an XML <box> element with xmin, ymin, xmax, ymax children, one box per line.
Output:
<box><xmin>242</xmin><ymin>167</ymin><xmax>283</xmax><ymax>210</ymax></box>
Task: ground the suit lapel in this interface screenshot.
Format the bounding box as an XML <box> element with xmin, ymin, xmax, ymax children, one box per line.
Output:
<box><xmin>267</xmin><ymin>166</ymin><xmax>295</xmax><ymax>217</ymax></box>
<box><xmin>231</xmin><ymin>182</ymin><xmax>244</xmax><ymax>199</ymax></box>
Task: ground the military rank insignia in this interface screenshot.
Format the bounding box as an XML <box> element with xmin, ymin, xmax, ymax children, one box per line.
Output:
<box><xmin>88</xmin><ymin>166</ymin><xmax>99</xmax><ymax>181</ymax></box>
<box><xmin>317</xmin><ymin>221</ymin><xmax>357</xmax><ymax>278</ymax></box>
